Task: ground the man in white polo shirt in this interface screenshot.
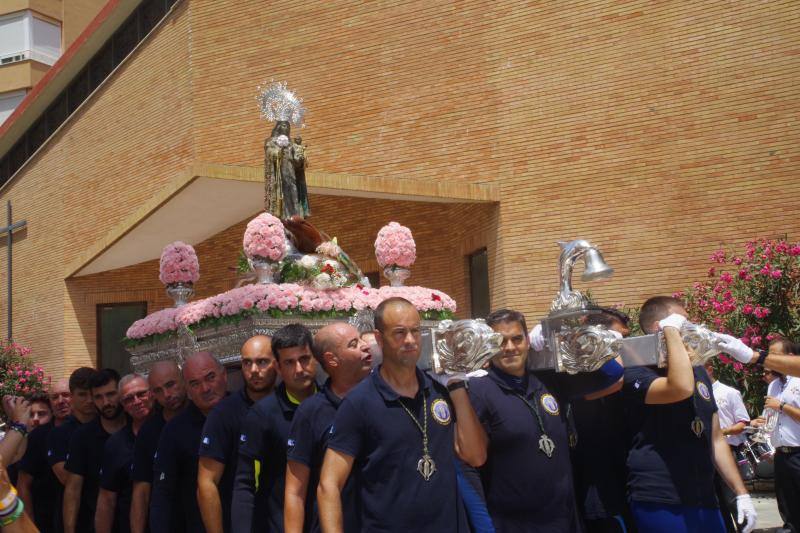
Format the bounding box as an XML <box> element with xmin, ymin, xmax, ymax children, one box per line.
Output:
<box><xmin>765</xmin><ymin>366</ymin><xmax>800</xmax><ymax>532</ymax></box>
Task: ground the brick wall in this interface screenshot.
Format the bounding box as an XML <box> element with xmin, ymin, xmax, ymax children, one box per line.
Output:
<box><xmin>0</xmin><ymin>0</ymin><xmax>798</xmax><ymax>375</ymax></box>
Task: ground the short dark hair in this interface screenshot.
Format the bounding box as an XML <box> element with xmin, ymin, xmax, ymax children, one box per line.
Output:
<box><xmin>374</xmin><ymin>297</ymin><xmax>416</xmax><ymax>333</ymax></box>
<box><xmin>69</xmin><ymin>367</ymin><xmax>96</xmax><ymax>392</ymax></box>
<box><xmin>639</xmin><ymin>296</ymin><xmax>685</xmax><ymax>334</ymax></box>
<box><xmin>26</xmin><ymin>392</ymin><xmax>50</xmax><ymax>406</ymax></box>
<box><xmin>89</xmin><ymin>368</ymin><xmax>121</xmax><ymax>391</ymax></box>
<box><xmin>585</xmin><ymin>307</ymin><xmax>630</xmax><ymax>328</ymax></box>
<box><xmin>271</xmin><ymin>324</ymin><xmax>313</xmax><ymax>361</ymax></box>
<box><xmin>485</xmin><ymin>308</ymin><xmax>528</xmax><ymax>335</ymax></box>
<box><xmin>769</xmin><ymin>335</ymin><xmax>799</xmax><ymax>355</ymax></box>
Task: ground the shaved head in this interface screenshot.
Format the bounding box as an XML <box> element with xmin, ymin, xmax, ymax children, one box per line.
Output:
<box><xmin>148</xmin><ymin>360</ymin><xmax>186</xmax><ymax>414</ymax></box>
<box><xmin>241</xmin><ymin>335</ymin><xmax>277</xmax><ymax>396</ymax></box>
<box><xmin>183</xmin><ymin>351</ymin><xmax>227</xmax><ymax>415</ymax></box>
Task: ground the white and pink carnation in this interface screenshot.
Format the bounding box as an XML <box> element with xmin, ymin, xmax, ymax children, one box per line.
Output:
<box><xmin>159</xmin><ymin>242</ymin><xmax>200</xmax><ymax>285</ymax></box>
<box><xmin>126</xmin><ymin>283</ymin><xmax>456</xmax><ymax>341</ymax></box>
<box><xmin>374</xmin><ymin>222</ymin><xmax>416</xmax><ymax>268</ymax></box>
<box><xmin>243</xmin><ymin>213</ymin><xmax>286</xmax><ymax>262</ymax></box>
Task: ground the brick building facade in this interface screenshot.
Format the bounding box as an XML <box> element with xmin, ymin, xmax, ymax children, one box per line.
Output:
<box><xmin>0</xmin><ymin>0</ymin><xmax>797</xmax><ymax>375</ymax></box>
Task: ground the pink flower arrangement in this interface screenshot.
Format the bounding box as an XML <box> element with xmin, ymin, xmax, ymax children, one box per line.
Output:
<box><xmin>374</xmin><ymin>222</ymin><xmax>416</xmax><ymax>269</ymax></box>
<box><xmin>159</xmin><ymin>242</ymin><xmax>200</xmax><ymax>285</ymax></box>
<box><xmin>243</xmin><ymin>213</ymin><xmax>286</xmax><ymax>262</ymax></box>
<box><xmin>126</xmin><ymin>284</ymin><xmax>456</xmax><ymax>340</ymax></box>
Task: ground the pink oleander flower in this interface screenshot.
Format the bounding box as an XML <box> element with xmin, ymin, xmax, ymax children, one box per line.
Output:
<box><xmin>159</xmin><ymin>242</ymin><xmax>200</xmax><ymax>286</ymax></box>
<box><xmin>738</xmin><ymin>269</ymin><xmax>751</xmax><ymax>281</ymax></box>
<box><xmin>771</xmin><ymin>269</ymin><xmax>782</xmax><ymax>279</ymax></box>
<box><xmin>710</xmin><ymin>249</ymin><xmax>726</xmax><ymax>264</ymax></box>
<box><xmin>708</xmin><ymin>267</ymin><xmax>716</xmax><ymax>277</ymax></box>
<box><xmin>243</xmin><ymin>213</ymin><xmax>286</xmax><ymax>262</ymax></box>
<box><xmin>719</xmin><ymin>272</ymin><xmax>733</xmax><ymax>285</ymax></box>
<box><xmin>741</xmin><ymin>304</ymin><xmax>754</xmax><ymax>315</ymax></box>
<box><xmin>374</xmin><ymin>222</ymin><xmax>416</xmax><ymax>268</ymax></box>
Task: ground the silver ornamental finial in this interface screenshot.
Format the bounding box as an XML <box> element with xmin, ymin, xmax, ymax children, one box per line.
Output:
<box><xmin>257</xmin><ymin>81</ymin><xmax>306</xmax><ymax>126</ymax></box>
<box><xmin>550</xmin><ymin>239</ymin><xmax>614</xmax><ymax>314</ymax></box>
<box><xmin>431</xmin><ymin>319</ymin><xmax>502</xmax><ymax>374</ymax></box>
<box><xmin>658</xmin><ymin>321</ymin><xmax>724</xmax><ymax>366</ymax></box>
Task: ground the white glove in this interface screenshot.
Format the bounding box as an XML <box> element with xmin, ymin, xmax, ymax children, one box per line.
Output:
<box><xmin>735</xmin><ymin>494</ymin><xmax>757</xmax><ymax>533</ymax></box>
<box><xmin>716</xmin><ymin>333</ymin><xmax>755</xmax><ymax>364</ymax></box>
<box><xmin>466</xmin><ymin>369</ymin><xmax>488</xmax><ymax>379</ymax></box>
<box><xmin>428</xmin><ymin>370</ymin><xmax>468</xmax><ymax>388</ymax></box>
<box><xmin>658</xmin><ymin>313</ymin><xmax>686</xmax><ymax>331</ymax></box>
<box><xmin>529</xmin><ymin>324</ymin><xmax>546</xmax><ymax>351</ymax></box>
<box><xmin>609</xmin><ymin>330</ymin><xmax>623</xmax><ymax>340</ymax></box>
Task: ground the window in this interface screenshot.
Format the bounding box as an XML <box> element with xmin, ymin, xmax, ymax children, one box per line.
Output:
<box><xmin>365</xmin><ymin>271</ymin><xmax>381</xmax><ymax>288</ymax></box>
<box><xmin>97</xmin><ymin>302</ymin><xmax>147</xmax><ymax>375</ymax></box>
<box><xmin>0</xmin><ymin>90</ymin><xmax>26</xmax><ymax>126</ymax></box>
<box><xmin>468</xmin><ymin>248</ymin><xmax>490</xmax><ymax>319</ymax></box>
<box><xmin>0</xmin><ymin>11</ymin><xmax>61</xmax><ymax>66</ymax></box>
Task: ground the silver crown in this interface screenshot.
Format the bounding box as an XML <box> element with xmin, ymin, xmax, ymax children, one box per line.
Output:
<box><xmin>257</xmin><ymin>81</ymin><xmax>306</xmax><ymax>126</ymax></box>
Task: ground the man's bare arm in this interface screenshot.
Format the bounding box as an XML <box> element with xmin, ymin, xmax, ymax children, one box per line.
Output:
<box><xmin>130</xmin><ymin>482</ymin><xmax>151</xmax><ymax>533</ymax></box>
<box><xmin>62</xmin><ymin>472</ymin><xmax>84</xmax><ymax>533</ymax></box>
<box><xmin>285</xmin><ymin>460</ymin><xmax>311</xmax><ymax>533</ymax></box>
<box><xmin>95</xmin><ymin>488</ymin><xmax>118</xmax><ymax>533</ymax></box>
<box><xmin>317</xmin><ymin>449</ymin><xmax>354</xmax><ymax>533</ymax></box>
<box><xmin>197</xmin><ymin>457</ymin><xmax>225</xmax><ymax>533</ymax></box>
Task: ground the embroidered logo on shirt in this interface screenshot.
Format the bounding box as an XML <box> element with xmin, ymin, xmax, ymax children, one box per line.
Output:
<box><xmin>431</xmin><ymin>399</ymin><xmax>452</xmax><ymax>425</ymax></box>
<box><xmin>540</xmin><ymin>394</ymin><xmax>560</xmax><ymax>415</ymax></box>
<box><xmin>202</xmin><ymin>437</ymin><xmax>210</xmax><ymax>445</ymax></box>
<box><xmin>239</xmin><ymin>434</ymin><xmax>247</xmax><ymax>443</ymax></box>
<box><xmin>696</xmin><ymin>381</ymin><xmax>711</xmax><ymax>401</ymax></box>
<box><xmin>329</xmin><ymin>425</ymin><xmax>335</xmax><ymax>435</ymax></box>
<box><xmin>287</xmin><ymin>438</ymin><xmax>295</xmax><ymax>448</ymax></box>
<box><xmin>634</xmin><ymin>380</ymin><xmax>641</xmax><ymax>389</ymax></box>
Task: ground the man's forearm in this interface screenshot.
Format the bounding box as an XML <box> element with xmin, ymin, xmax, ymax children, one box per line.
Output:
<box><xmin>51</xmin><ymin>462</ymin><xmax>68</xmax><ymax>486</ymax></box>
<box><xmin>197</xmin><ymin>479</ymin><xmax>223</xmax><ymax>533</ymax></box>
<box><xmin>764</xmin><ymin>354</ymin><xmax>800</xmax><ymax>376</ymax></box>
<box><xmin>284</xmin><ymin>491</ymin><xmax>307</xmax><ymax>533</ymax></box>
<box><xmin>316</xmin><ymin>482</ymin><xmax>344</xmax><ymax>533</ymax></box>
<box><xmin>95</xmin><ymin>489</ymin><xmax>117</xmax><ymax>533</ymax></box>
<box><xmin>722</xmin><ymin>422</ymin><xmax>747</xmax><ymax>436</ymax></box>
<box><xmin>16</xmin><ymin>472</ymin><xmax>34</xmax><ymax>518</ymax></box>
<box><xmin>62</xmin><ymin>475</ymin><xmax>83</xmax><ymax>533</ymax></box>
<box><xmin>130</xmin><ymin>482</ymin><xmax>150</xmax><ymax>533</ymax></box>
<box><xmin>450</xmin><ymin>388</ymin><xmax>487</xmax><ymax>467</ymax></box>
<box><xmin>781</xmin><ymin>403</ymin><xmax>800</xmax><ymax>423</ymax></box>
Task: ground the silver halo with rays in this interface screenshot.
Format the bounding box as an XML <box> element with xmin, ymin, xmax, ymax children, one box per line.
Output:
<box><xmin>256</xmin><ymin>81</ymin><xmax>306</xmax><ymax>126</ymax></box>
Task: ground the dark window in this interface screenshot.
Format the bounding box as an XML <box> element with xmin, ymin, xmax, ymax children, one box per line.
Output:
<box><xmin>46</xmin><ymin>93</ymin><xmax>68</xmax><ymax>132</ymax></box>
<box><xmin>140</xmin><ymin>0</ymin><xmax>166</xmax><ymax>35</ymax></box>
<box><xmin>97</xmin><ymin>302</ymin><xmax>147</xmax><ymax>375</ymax></box>
<box><xmin>28</xmin><ymin>118</ymin><xmax>48</xmax><ymax>154</ymax></box>
<box><xmin>67</xmin><ymin>69</ymin><xmax>90</xmax><ymax>114</ymax></box>
<box><xmin>89</xmin><ymin>42</ymin><xmax>114</xmax><ymax>90</ymax></box>
<box><xmin>468</xmin><ymin>248</ymin><xmax>490</xmax><ymax>319</ymax></box>
<box><xmin>113</xmin><ymin>14</ymin><xmax>139</xmax><ymax>65</ymax></box>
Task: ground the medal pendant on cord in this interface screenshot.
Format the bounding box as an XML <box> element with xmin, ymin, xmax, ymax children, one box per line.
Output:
<box><xmin>417</xmin><ymin>454</ymin><xmax>437</xmax><ymax>480</ymax></box>
<box><xmin>691</xmin><ymin>416</ymin><xmax>705</xmax><ymax>438</ymax></box>
<box><xmin>539</xmin><ymin>434</ymin><xmax>556</xmax><ymax>457</ymax></box>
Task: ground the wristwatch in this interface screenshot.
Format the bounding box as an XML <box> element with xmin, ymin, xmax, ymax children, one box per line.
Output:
<box><xmin>780</xmin><ymin>401</ymin><xmax>786</xmax><ymax>412</ymax></box>
<box><xmin>755</xmin><ymin>349</ymin><xmax>769</xmax><ymax>366</ymax></box>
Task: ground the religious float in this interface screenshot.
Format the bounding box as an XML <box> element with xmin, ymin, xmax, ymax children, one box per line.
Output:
<box><xmin>125</xmin><ymin>83</ymin><xmax>727</xmax><ymax>375</ymax></box>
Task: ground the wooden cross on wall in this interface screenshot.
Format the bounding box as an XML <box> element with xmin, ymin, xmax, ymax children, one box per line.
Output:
<box><xmin>0</xmin><ymin>201</ymin><xmax>26</xmax><ymax>340</ymax></box>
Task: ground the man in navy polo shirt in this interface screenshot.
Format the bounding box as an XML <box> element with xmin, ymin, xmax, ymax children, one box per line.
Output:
<box><xmin>623</xmin><ymin>296</ymin><xmax>756</xmax><ymax>533</ymax></box>
<box><xmin>47</xmin><ymin>368</ymin><xmax>96</xmax><ymax>488</ymax></box>
<box><xmin>569</xmin><ymin>307</ymin><xmax>633</xmax><ymax>533</ymax></box>
<box><xmin>468</xmin><ymin>308</ymin><xmax>623</xmax><ymax>532</ymax></box>
<box><xmin>95</xmin><ymin>374</ymin><xmax>153</xmax><ymax>533</ymax></box>
<box><xmin>284</xmin><ymin>322</ymin><xmax>372</xmax><ymax>533</ymax></box>
<box><xmin>232</xmin><ymin>324</ymin><xmax>318</xmax><ymax>532</ymax></box>
<box><xmin>150</xmin><ymin>352</ymin><xmax>227</xmax><ymax>533</ymax></box>
<box><xmin>63</xmin><ymin>368</ymin><xmax>126</xmax><ymax>533</ymax></box>
<box><xmin>18</xmin><ymin>377</ymin><xmax>72</xmax><ymax>533</ymax></box>
<box><xmin>198</xmin><ymin>335</ymin><xmax>277</xmax><ymax>533</ymax></box>
<box><xmin>130</xmin><ymin>361</ymin><xmax>187</xmax><ymax>533</ymax></box>
<box><xmin>318</xmin><ymin>297</ymin><xmax>488</xmax><ymax>533</ymax></box>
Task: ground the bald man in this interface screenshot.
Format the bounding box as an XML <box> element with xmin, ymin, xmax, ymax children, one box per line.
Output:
<box><xmin>130</xmin><ymin>361</ymin><xmax>187</xmax><ymax>533</ymax></box>
<box><xmin>151</xmin><ymin>353</ymin><xmax>227</xmax><ymax>533</ymax></box>
<box><xmin>284</xmin><ymin>323</ymin><xmax>371</xmax><ymax>533</ymax></box>
<box><xmin>198</xmin><ymin>336</ymin><xmax>277</xmax><ymax>533</ymax></box>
